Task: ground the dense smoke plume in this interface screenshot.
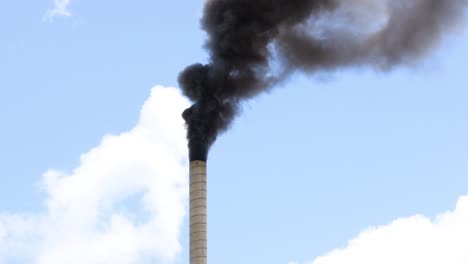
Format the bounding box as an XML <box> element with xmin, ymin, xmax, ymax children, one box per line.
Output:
<box><xmin>179</xmin><ymin>0</ymin><xmax>467</xmax><ymax>161</ymax></box>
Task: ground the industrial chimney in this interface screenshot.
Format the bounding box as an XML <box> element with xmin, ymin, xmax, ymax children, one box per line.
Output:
<box><xmin>190</xmin><ymin>160</ymin><xmax>207</xmax><ymax>264</ymax></box>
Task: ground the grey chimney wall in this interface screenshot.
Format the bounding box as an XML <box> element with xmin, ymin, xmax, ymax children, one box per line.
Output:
<box><xmin>190</xmin><ymin>161</ymin><xmax>207</xmax><ymax>264</ymax></box>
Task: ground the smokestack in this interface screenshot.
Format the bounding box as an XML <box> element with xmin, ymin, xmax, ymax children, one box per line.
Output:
<box><xmin>190</xmin><ymin>160</ymin><xmax>207</xmax><ymax>264</ymax></box>
<box><xmin>180</xmin><ymin>1</ymin><xmax>466</xmax><ymax>261</ymax></box>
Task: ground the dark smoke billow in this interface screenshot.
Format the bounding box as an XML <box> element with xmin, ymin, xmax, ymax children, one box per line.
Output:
<box><xmin>179</xmin><ymin>0</ymin><xmax>467</xmax><ymax>161</ymax></box>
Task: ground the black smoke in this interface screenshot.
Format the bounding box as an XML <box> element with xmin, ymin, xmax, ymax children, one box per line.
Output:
<box><xmin>179</xmin><ymin>0</ymin><xmax>467</xmax><ymax>161</ymax></box>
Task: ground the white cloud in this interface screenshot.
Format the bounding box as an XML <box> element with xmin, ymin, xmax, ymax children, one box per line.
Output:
<box><xmin>0</xmin><ymin>86</ymin><xmax>190</xmax><ymax>263</ymax></box>
<box><xmin>293</xmin><ymin>194</ymin><xmax>468</xmax><ymax>264</ymax></box>
<box><xmin>45</xmin><ymin>0</ymin><xmax>72</xmax><ymax>20</ymax></box>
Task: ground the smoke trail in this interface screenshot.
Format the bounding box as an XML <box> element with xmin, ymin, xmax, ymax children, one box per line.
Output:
<box><xmin>179</xmin><ymin>0</ymin><xmax>467</xmax><ymax>161</ymax></box>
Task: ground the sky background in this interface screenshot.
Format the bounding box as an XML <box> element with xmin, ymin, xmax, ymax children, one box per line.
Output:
<box><xmin>0</xmin><ymin>1</ymin><xmax>467</xmax><ymax>264</ymax></box>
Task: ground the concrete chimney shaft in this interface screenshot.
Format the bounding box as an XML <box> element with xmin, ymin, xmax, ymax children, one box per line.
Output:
<box><xmin>190</xmin><ymin>161</ymin><xmax>207</xmax><ymax>264</ymax></box>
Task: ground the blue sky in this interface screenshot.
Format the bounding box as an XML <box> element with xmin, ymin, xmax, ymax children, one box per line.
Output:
<box><xmin>0</xmin><ymin>1</ymin><xmax>467</xmax><ymax>264</ymax></box>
